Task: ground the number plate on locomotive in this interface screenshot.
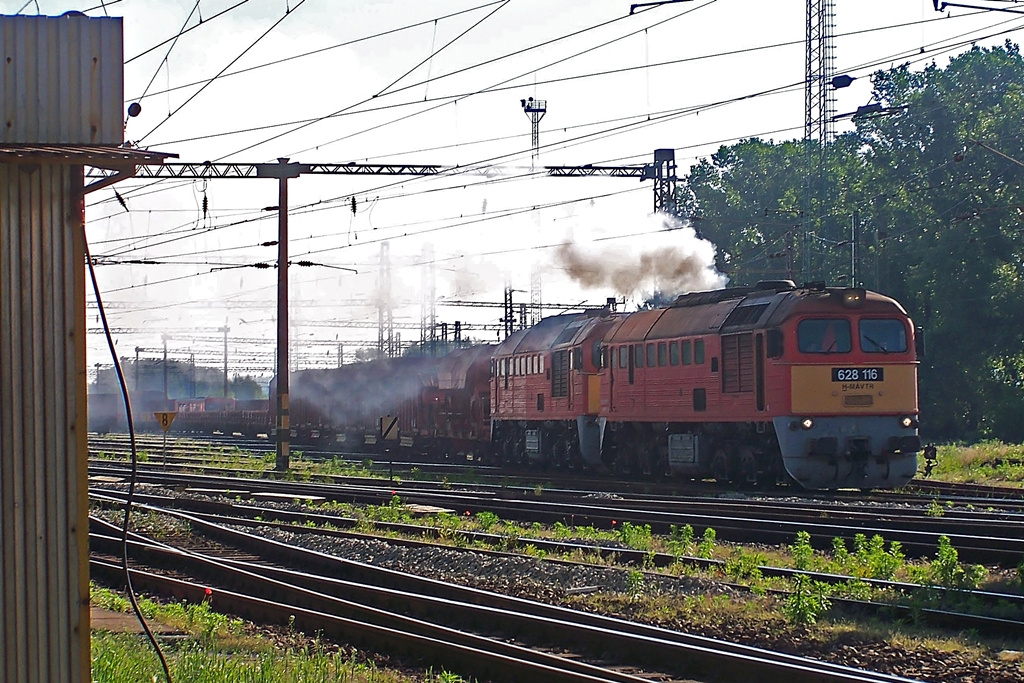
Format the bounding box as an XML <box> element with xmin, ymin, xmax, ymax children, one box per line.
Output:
<box><xmin>831</xmin><ymin>367</ymin><xmax>884</xmax><ymax>382</ymax></box>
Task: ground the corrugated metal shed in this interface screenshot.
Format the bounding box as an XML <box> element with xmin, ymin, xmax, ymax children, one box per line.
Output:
<box><xmin>1</xmin><ymin>14</ymin><xmax>123</xmax><ymax>144</ymax></box>
<box><xmin>0</xmin><ymin>15</ymin><xmax>162</xmax><ymax>683</ymax></box>
<box><xmin>1</xmin><ymin>162</ymin><xmax>88</xmax><ymax>683</ymax></box>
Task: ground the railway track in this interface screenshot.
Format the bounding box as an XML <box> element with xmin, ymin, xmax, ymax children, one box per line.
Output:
<box><xmin>89</xmin><ymin>462</ymin><xmax>1024</xmax><ymax>566</ymax></box>
<box><xmin>90</xmin><ymin>432</ymin><xmax>1024</xmax><ymax>506</ymax></box>
<box><xmin>91</xmin><ymin>489</ymin><xmax>1024</xmax><ymax>639</ymax></box>
<box><xmin>89</xmin><ymin>509</ymin><xmax>927</xmax><ymax>683</ymax></box>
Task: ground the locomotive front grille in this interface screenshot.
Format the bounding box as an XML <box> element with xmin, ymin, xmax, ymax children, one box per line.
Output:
<box><xmin>843</xmin><ymin>394</ymin><xmax>874</xmax><ymax>407</ymax></box>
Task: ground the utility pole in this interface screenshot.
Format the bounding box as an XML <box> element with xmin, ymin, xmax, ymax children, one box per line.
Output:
<box><xmin>219</xmin><ymin>321</ymin><xmax>230</xmax><ymax>398</ymax></box>
<box><xmin>378</xmin><ymin>242</ymin><xmax>394</xmax><ymax>358</ymax></box>
<box><xmin>162</xmin><ymin>335</ymin><xmax>168</xmax><ymax>403</ymax></box>
<box><xmin>502</xmin><ymin>285</ymin><xmax>514</xmax><ymax>338</ymax></box>
<box><xmin>850</xmin><ymin>210</ymin><xmax>859</xmax><ymax>286</ymax></box>
<box><xmin>647</xmin><ymin>148</ymin><xmax>679</xmax><ymax>217</ymax></box>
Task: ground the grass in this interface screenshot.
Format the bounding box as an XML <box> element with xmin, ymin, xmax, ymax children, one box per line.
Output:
<box><xmin>929</xmin><ymin>441</ymin><xmax>1024</xmax><ymax>485</ymax></box>
<box><xmin>90</xmin><ymin>585</ymin><xmax>467</xmax><ymax>683</ymax></box>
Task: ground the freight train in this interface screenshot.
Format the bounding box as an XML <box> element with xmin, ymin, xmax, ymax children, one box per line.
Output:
<box><xmin>89</xmin><ymin>281</ymin><xmax>924</xmax><ymax>490</ymax></box>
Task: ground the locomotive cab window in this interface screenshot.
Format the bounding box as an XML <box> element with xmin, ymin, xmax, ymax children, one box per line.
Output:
<box><xmin>634</xmin><ymin>344</ymin><xmax>644</xmax><ymax>368</ymax></box>
<box><xmin>682</xmin><ymin>340</ymin><xmax>692</xmax><ymax>365</ymax></box>
<box><xmin>695</xmin><ymin>339</ymin><xmax>705</xmax><ymax>364</ymax></box>
<box><xmin>859</xmin><ymin>318</ymin><xmax>907</xmax><ymax>354</ymax></box>
<box><xmin>798</xmin><ymin>319</ymin><xmax>852</xmax><ymax>353</ymax></box>
<box><xmin>657</xmin><ymin>342</ymin><xmax>667</xmax><ymax>366</ymax></box>
<box><xmin>669</xmin><ymin>341</ymin><xmax>680</xmax><ymax>365</ymax></box>
<box><xmin>619</xmin><ymin>346</ymin><xmax>628</xmax><ymax>369</ymax></box>
<box><xmin>646</xmin><ymin>343</ymin><xmax>656</xmax><ymax>368</ymax></box>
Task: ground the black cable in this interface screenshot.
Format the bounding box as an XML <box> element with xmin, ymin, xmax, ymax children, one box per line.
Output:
<box><xmin>105</xmin><ymin>6</ymin><xmax>1016</xmax><ymax>216</ymax></box>
<box><xmin>93</xmin><ymin>13</ymin><xmax>1024</xmax><ymax>262</ymax></box>
<box><xmin>126</xmin><ymin>0</ymin><xmax>252</xmax><ymax>65</ymax></box>
<box><xmin>373</xmin><ymin>0</ymin><xmax>511</xmax><ymax>98</ymax></box>
<box><xmin>145</xmin><ymin>2</ymin><xmax>981</xmax><ymax>154</ymax></box>
<box><xmin>130</xmin><ymin>0</ymin><xmax>506</xmax><ymax>100</ymax></box>
<box><xmin>281</xmin><ymin>0</ymin><xmax>714</xmax><ymax>159</ymax></box>
<box><xmin>83</xmin><ymin>228</ymin><xmax>173</xmax><ymax>683</ymax></box>
<box><xmin>136</xmin><ymin>0</ymin><xmax>308</xmax><ymax>144</ymax></box>
<box><xmin>215</xmin><ymin>0</ymin><xmax>703</xmax><ymax>159</ymax></box>
<box><xmin>133</xmin><ymin>0</ymin><xmax>202</xmax><ymax>110</ymax></box>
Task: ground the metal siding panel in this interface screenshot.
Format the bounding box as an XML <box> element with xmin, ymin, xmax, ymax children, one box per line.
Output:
<box><xmin>0</xmin><ymin>165</ymin><xmax>13</xmax><ymax>683</ymax></box>
<box><xmin>0</xmin><ymin>15</ymin><xmax>122</xmax><ymax>144</ymax></box>
<box><xmin>1</xmin><ymin>163</ymin><xmax>85</xmax><ymax>683</ymax></box>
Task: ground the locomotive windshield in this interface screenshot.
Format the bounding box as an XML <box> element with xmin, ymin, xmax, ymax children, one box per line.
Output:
<box><xmin>797</xmin><ymin>319</ymin><xmax>852</xmax><ymax>354</ymax></box>
<box><xmin>859</xmin><ymin>318</ymin><xmax>907</xmax><ymax>354</ymax></box>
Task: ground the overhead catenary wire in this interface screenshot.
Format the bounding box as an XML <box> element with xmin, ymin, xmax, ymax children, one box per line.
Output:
<box><xmin>83</xmin><ymin>4</ymin><xmax>1024</xmax><ymax>299</ymax></box>
<box><xmin>135</xmin><ymin>0</ymin><xmax>308</xmax><ymax>145</ymax></box>
<box><xmin>372</xmin><ymin>0</ymin><xmax>512</xmax><ymax>98</ymax></box>
<box><xmin>141</xmin><ymin>5</ymin><xmax>991</xmax><ymax>153</ymax></box>
<box><xmin>102</xmin><ymin>2</ymin><xmax>1009</xmax><ymax>220</ymax></box>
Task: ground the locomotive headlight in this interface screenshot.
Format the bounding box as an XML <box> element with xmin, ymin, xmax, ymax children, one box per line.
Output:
<box><xmin>900</xmin><ymin>415</ymin><xmax>919</xmax><ymax>429</ymax></box>
<box><xmin>840</xmin><ymin>288</ymin><xmax>866</xmax><ymax>308</ymax></box>
<box><xmin>801</xmin><ymin>417</ymin><xmax>814</xmax><ymax>430</ymax></box>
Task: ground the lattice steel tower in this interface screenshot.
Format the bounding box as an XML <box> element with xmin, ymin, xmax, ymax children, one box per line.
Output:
<box><xmin>803</xmin><ymin>0</ymin><xmax>836</xmax><ymax>278</ymax></box>
<box><xmin>520</xmin><ymin>97</ymin><xmax>547</xmax><ymax>168</ymax></box>
<box><xmin>420</xmin><ymin>244</ymin><xmax>437</xmax><ymax>356</ymax></box>
<box><xmin>377</xmin><ymin>242</ymin><xmax>395</xmax><ymax>358</ymax></box>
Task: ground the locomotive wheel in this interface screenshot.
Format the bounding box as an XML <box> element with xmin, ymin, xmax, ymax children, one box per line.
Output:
<box><xmin>738</xmin><ymin>445</ymin><xmax>758</xmax><ymax>486</ymax></box>
<box><xmin>710</xmin><ymin>448</ymin><xmax>732</xmax><ymax>484</ymax></box>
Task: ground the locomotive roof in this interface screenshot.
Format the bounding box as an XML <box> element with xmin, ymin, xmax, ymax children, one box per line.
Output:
<box><xmin>492</xmin><ymin>313</ymin><xmax>586</xmax><ymax>355</ymax></box>
<box><xmin>489</xmin><ymin>283</ymin><xmax>909</xmax><ymax>351</ymax></box>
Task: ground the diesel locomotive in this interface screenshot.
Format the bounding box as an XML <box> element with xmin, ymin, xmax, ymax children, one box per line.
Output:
<box><xmin>490</xmin><ymin>280</ymin><xmax>922</xmax><ymax>489</ymax></box>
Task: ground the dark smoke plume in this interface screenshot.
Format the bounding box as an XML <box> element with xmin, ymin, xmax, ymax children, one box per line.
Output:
<box><xmin>554</xmin><ymin>225</ymin><xmax>727</xmax><ymax>298</ymax></box>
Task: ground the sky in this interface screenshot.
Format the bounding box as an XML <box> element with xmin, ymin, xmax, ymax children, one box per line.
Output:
<box><xmin>4</xmin><ymin>0</ymin><xmax>1020</xmax><ymax>384</ymax></box>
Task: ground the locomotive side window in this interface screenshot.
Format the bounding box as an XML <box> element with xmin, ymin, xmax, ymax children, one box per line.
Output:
<box><xmin>646</xmin><ymin>343</ymin><xmax>656</xmax><ymax>368</ymax></box>
<box><xmin>695</xmin><ymin>339</ymin><xmax>705</xmax><ymax>364</ymax></box>
<box><xmin>634</xmin><ymin>344</ymin><xmax>644</xmax><ymax>368</ymax></box>
<box><xmin>669</xmin><ymin>341</ymin><xmax>680</xmax><ymax>365</ymax></box>
<box><xmin>592</xmin><ymin>340</ymin><xmax>602</xmax><ymax>367</ymax></box>
<box><xmin>682</xmin><ymin>340</ymin><xmax>692</xmax><ymax>365</ymax></box>
<box><xmin>619</xmin><ymin>346</ymin><xmax>628</xmax><ymax>369</ymax></box>
<box><xmin>572</xmin><ymin>346</ymin><xmax>583</xmax><ymax>370</ymax></box>
<box><xmin>657</xmin><ymin>342</ymin><xmax>667</xmax><ymax>366</ymax></box>
<box><xmin>798</xmin><ymin>319</ymin><xmax>852</xmax><ymax>353</ymax></box>
<box><xmin>859</xmin><ymin>319</ymin><xmax>907</xmax><ymax>353</ymax></box>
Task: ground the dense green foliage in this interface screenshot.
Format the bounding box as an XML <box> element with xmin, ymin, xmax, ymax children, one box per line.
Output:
<box><xmin>680</xmin><ymin>43</ymin><xmax>1024</xmax><ymax>441</ymax></box>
